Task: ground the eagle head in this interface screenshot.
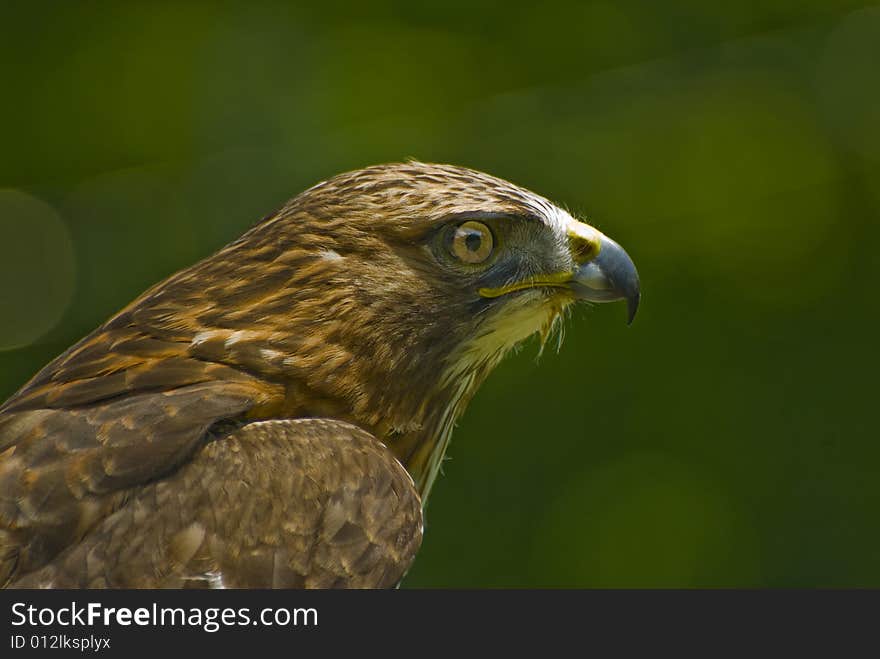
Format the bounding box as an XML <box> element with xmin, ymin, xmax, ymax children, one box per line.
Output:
<box><xmin>111</xmin><ymin>162</ymin><xmax>640</xmax><ymax>500</ymax></box>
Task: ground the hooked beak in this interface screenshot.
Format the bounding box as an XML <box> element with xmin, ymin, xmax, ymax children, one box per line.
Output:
<box><xmin>571</xmin><ymin>234</ymin><xmax>641</xmax><ymax>325</ymax></box>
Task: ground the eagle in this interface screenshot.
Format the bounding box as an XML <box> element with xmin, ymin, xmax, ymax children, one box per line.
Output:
<box><xmin>0</xmin><ymin>162</ymin><xmax>639</xmax><ymax>588</ymax></box>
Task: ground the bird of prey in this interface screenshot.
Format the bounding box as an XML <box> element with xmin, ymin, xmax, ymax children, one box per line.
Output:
<box><xmin>0</xmin><ymin>162</ymin><xmax>639</xmax><ymax>588</ymax></box>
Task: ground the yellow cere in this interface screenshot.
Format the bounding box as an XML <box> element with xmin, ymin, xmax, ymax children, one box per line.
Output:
<box><xmin>566</xmin><ymin>221</ymin><xmax>604</xmax><ymax>264</ymax></box>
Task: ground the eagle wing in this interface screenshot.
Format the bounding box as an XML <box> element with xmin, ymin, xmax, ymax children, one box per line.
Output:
<box><xmin>9</xmin><ymin>419</ymin><xmax>423</xmax><ymax>589</ymax></box>
<box><xmin>1</xmin><ymin>325</ymin><xmax>422</xmax><ymax>588</ymax></box>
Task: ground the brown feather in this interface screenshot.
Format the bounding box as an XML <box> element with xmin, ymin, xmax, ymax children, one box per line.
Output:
<box><xmin>10</xmin><ymin>420</ymin><xmax>421</xmax><ymax>589</ymax></box>
<box><xmin>0</xmin><ymin>162</ymin><xmax>581</xmax><ymax>587</ymax></box>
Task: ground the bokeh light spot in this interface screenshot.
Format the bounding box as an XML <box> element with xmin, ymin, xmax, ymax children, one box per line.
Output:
<box><xmin>818</xmin><ymin>6</ymin><xmax>880</xmax><ymax>161</ymax></box>
<box><xmin>534</xmin><ymin>452</ymin><xmax>761</xmax><ymax>586</ymax></box>
<box><xmin>669</xmin><ymin>76</ymin><xmax>843</xmax><ymax>307</ymax></box>
<box><xmin>0</xmin><ymin>190</ymin><xmax>76</xmax><ymax>351</ymax></box>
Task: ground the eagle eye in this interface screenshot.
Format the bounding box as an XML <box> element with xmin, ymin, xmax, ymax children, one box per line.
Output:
<box><xmin>449</xmin><ymin>221</ymin><xmax>494</xmax><ymax>265</ymax></box>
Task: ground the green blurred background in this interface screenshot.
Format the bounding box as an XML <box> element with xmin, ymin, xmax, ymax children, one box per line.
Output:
<box><xmin>1</xmin><ymin>1</ymin><xmax>878</xmax><ymax>587</ymax></box>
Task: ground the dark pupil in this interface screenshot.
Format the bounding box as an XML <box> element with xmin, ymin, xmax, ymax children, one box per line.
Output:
<box><xmin>464</xmin><ymin>230</ymin><xmax>482</xmax><ymax>252</ymax></box>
